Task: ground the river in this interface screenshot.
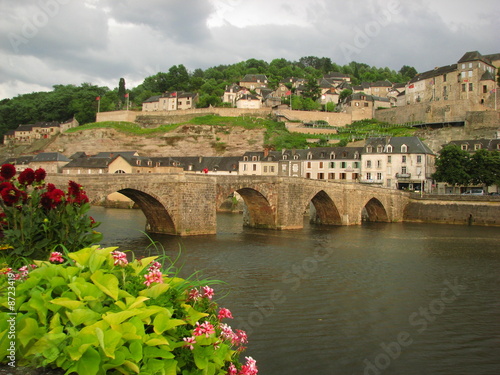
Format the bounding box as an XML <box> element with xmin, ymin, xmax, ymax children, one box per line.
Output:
<box><xmin>90</xmin><ymin>207</ymin><xmax>500</xmax><ymax>375</ymax></box>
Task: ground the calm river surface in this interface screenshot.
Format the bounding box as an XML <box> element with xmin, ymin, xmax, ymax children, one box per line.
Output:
<box><xmin>90</xmin><ymin>207</ymin><xmax>500</xmax><ymax>375</ymax></box>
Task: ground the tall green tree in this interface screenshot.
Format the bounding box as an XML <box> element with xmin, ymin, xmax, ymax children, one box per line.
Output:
<box><xmin>118</xmin><ymin>78</ymin><xmax>126</xmax><ymax>105</ymax></box>
<box><xmin>432</xmin><ymin>145</ymin><xmax>471</xmax><ymax>186</ymax></box>
<box><xmin>468</xmin><ymin>149</ymin><xmax>500</xmax><ymax>187</ymax></box>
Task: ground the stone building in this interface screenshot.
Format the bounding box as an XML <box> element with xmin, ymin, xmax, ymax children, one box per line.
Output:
<box><xmin>142</xmin><ymin>91</ymin><xmax>198</xmax><ymax>112</ymax></box>
<box><xmin>3</xmin><ymin>118</ymin><xmax>79</xmax><ymax>145</ymax></box>
<box><xmin>361</xmin><ymin>137</ymin><xmax>435</xmax><ymax>192</ymax></box>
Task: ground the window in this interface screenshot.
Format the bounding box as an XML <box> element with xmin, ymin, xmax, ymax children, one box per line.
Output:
<box><xmin>252</xmin><ymin>156</ymin><xmax>257</xmax><ymax>161</ymax></box>
<box><xmin>252</xmin><ymin>164</ymin><xmax>257</xmax><ymax>171</ymax></box>
<box><xmin>377</xmin><ymin>145</ymin><xmax>383</xmax><ymax>153</ymax></box>
<box><xmin>469</xmin><ymin>63</ymin><xmax>473</xmax><ymax>68</ymax></box>
<box><xmin>401</xmin><ymin>145</ymin><xmax>408</xmax><ymax>153</ymax></box>
<box><xmin>474</xmin><ymin>144</ymin><xmax>481</xmax><ymax>150</ymax></box>
<box><xmin>339</xmin><ymin>173</ymin><xmax>346</xmax><ymax>180</ymax></box>
<box><xmin>461</xmin><ymin>144</ymin><xmax>468</xmax><ymax>151</ymax></box>
<box><xmin>387</xmin><ymin>155</ymin><xmax>392</xmax><ymax>164</ymax></box>
<box><xmin>353</xmin><ymin>162</ymin><xmax>359</xmax><ymax>168</ymax></box>
<box><xmin>317</xmin><ymin>173</ymin><xmax>324</xmax><ymax>179</ymax></box>
<box><xmin>328</xmin><ymin>173</ymin><xmax>335</xmax><ymax>179</ymax></box>
<box><xmin>376</xmin><ymin>160</ymin><xmax>382</xmax><ymax>168</ymax></box>
<box><xmin>307</xmin><ymin>153</ymin><xmax>312</xmax><ymax>160</ymax></box>
<box><xmin>462</xmin><ymin>84</ymin><xmax>466</xmax><ymax>92</ymax></box>
<box><xmin>366</xmin><ymin>146</ymin><xmax>373</xmax><ymax>153</ymax></box>
<box><xmin>243</xmin><ymin>164</ymin><xmax>247</xmax><ymax>171</ymax></box>
<box><xmin>319</xmin><ymin>162</ymin><xmax>324</xmax><ymax>168</ymax></box>
<box><xmin>354</xmin><ymin>152</ymin><xmax>359</xmax><ymax>159</ymax></box>
<box><xmin>329</xmin><ymin>162</ymin><xmax>335</xmax><ymax>168</ymax></box>
<box><xmin>366</xmin><ymin>173</ymin><xmax>371</xmax><ymax>180</ymax></box>
<box><xmin>243</xmin><ymin>156</ymin><xmax>248</xmax><ymax>161</ymax></box>
<box><xmin>387</xmin><ymin>145</ymin><xmax>393</xmax><ymax>153</ymax></box>
<box><xmin>366</xmin><ymin>160</ymin><xmax>372</xmax><ymax>168</ymax></box>
<box><xmin>377</xmin><ymin>173</ymin><xmax>382</xmax><ymax>180</ymax></box>
<box><xmin>483</xmin><ymin>85</ymin><xmax>488</xmax><ymax>93</ymax></box>
<box><xmin>468</xmin><ymin>70</ymin><xmax>472</xmax><ymax>77</ymax></box>
<box><xmin>469</xmin><ymin>83</ymin><xmax>473</xmax><ymax>91</ymax></box>
<box><xmin>417</xmin><ymin>155</ymin><xmax>422</xmax><ymax>163</ymax></box>
<box><xmin>263</xmin><ymin>166</ymin><xmax>268</xmax><ymax>173</ymax></box>
<box><xmin>401</xmin><ymin>167</ymin><xmax>407</xmax><ymax>174</ymax></box>
<box><xmin>341</xmin><ymin>162</ymin><xmax>346</xmax><ymax>168</ymax></box>
<box><xmin>330</xmin><ymin>152</ymin><xmax>336</xmax><ymax>159</ymax></box>
<box><xmin>443</xmin><ymin>74</ymin><xmax>447</xmax><ymax>82</ymax></box>
<box><xmin>306</xmin><ymin>173</ymin><xmax>311</xmax><ymax>179</ymax></box>
<box><xmin>402</xmin><ymin>155</ymin><xmax>407</xmax><ymax>163</ymax></box>
<box><xmin>270</xmin><ymin>166</ymin><xmax>275</xmax><ymax>173</ymax></box>
<box><xmin>283</xmin><ymin>155</ymin><xmax>288</xmax><ymax>160</ymax></box>
<box><xmin>364</xmin><ymin>102</ymin><xmax>369</xmax><ymax>107</ymax></box>
<box><xmin>307</xmin><ymin>162</ymin><xmax>312</xmax><ymax>168</ymax></box>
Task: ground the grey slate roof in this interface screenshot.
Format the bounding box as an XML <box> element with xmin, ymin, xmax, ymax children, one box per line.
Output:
<box><xmin>446</xmin><ymin>139</ymin><xmax>500</xmax><ymax>152</ymax></box>
<box><xmin>457</xmin><ymin>51</ymin><xmax>492</xmax><ymax>65</ymax></box>
<box><xmin>409</xmin><ymin>64</ymin><xmax>457</xmax><ymax>84</ymax></box>
<box><xmin>364</xmin><ymin>137</ymin><xmax>434</xmax><ymax>154</ymax></box>
<box><xmin>32</xmin><ymin>153</ymin><xmax>70</xmax><ymax>162</ymax></box>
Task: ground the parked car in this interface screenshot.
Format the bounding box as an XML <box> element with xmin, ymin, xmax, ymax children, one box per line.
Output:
<box><xmin>488</xmin><ymin>192</ymin><xmax>500</xmax><ymax>196</ymax></box>
<box><xmin>462</xmin><ymin>189</ymin><xmax>484</xmax><ymax>195</ymax></box>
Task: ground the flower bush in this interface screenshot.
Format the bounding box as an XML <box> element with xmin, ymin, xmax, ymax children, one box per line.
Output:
<box><xmin>0</xmin><ymin>164</ymin><xmax>102</xmax><ymax>260</ymax></box>
<box><xmin>0</xmin><ymin>246</ymin><xmax>258</xmax><ymax>375</ymax></box>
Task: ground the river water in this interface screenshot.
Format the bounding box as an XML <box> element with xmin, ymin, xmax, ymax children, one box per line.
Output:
<box><xmin>90</xmin><ymin>207</ymin><xmax>500</xmax><ymax>375</ymax></box>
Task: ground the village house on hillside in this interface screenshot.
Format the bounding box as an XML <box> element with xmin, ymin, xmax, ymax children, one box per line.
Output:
<box><xmin>401</xmin><ymin>51</ymin><xmax>497</xmax><ymax>106</ymax></box>
<box><xmin>3</xmin><ymin>118</ymin><xmax>78</xmax><ymax>145</ymax></box>
<box><xmin>142</xmin><ymin>91</ymin><xmax>199</xmax><ymax>112</ymax></box>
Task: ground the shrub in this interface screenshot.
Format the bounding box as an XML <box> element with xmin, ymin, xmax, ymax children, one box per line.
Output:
<box><xmin>0</xmin><ymin>246</ymin><xmax>257</xmax><ymax>375</ymax></box>
<box><xmin>0</xmin><ymin>164</ymin><xmax>102</xmax><ymax>260</ymax></box>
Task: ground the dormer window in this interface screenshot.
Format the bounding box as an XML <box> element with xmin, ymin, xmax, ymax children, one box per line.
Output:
<box><xmin>474</xmin><ymin>144</ymin><xmax>481</xmax><ymax>150</ymax></box>
<box><xmin>366</xmin><ymin>146</ymin><xmax>373</xmax><ymax>153</ymax></box>
<box><xmin>461</xmin><ymin>144</ymin><xmax>468</xmax><ymax>151</ymax></box>
<box><xmin>243</xmin><ymin>156</ymin><xmax>248</xmax><ymax>161</ymax></box>
<box><xmin>307</xmin><ymin>152</ymin><xmax>312</xmax><ymax>160</ymax></box>
<box><xmin>377</xmin><ymin>145</ymin><xmax>383</xmax><ymax>153</ymax></box>
<box><xmin>283</xmin><ymin>155</ymin><xmax>288</xmax><ymax>160</ymax></box>
<box><xmin>387</xmin><ymin>145</ymin><xmax>393</xmax><ymax>153</ymax></box>
<box><xmin>401</xmin><ymin>144</ymin><xmax>408</xmax><ymax>153</ymax></box>
<box><xmin>293</xmin><ymin>155</ymin><xmax>299</xmax><ymax>160</ymax></box>
<box><xmin>330</xmin><ymin>152</ymin><xmax>336</xmax><ymax>159</ymax></box>
<box><xmin>354</xmin><ymin>152</ymin><xmax>359</xmax><ymax>159</ymax></box>
<box><xmin>252</xmin><ymin>156</ymin><xmax>257</xmax><ymax>161</ymax></box>
<box><xmin>136</xmin><ymin>160</ymin><xmax>141</xmax><ymax>166</ymax></box>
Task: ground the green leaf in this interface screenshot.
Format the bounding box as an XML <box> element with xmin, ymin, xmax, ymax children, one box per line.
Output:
<box><xmin>128</xmin><ymin>340</ymin><xmax>143</xmax><ymax>362</ymax></box>
<box><xmin>193</xmin><ymin>345</ymin><xmax>209</xmax><ymax>369</ymax></box>
<box><xmin>90</xmin><ymin>270</ymin><xmax>119</xmax><ymax>300</ymax></box>
<box><xmin>103</xmin><ymin>309</ymin><xmax>143</xmax><ymax>326</ymax></box>
<box><xmin>17</xmin><ymin>317</ymin><xmax>40</xmax><ymax>347</ymax></box>
<box><xmin>138</xmin><ymin>283</ymin><xmax>170</xmax><ymax>298</ymax></box>
<box><xmin>77</xmin><ymin>347</ymin><xmax>101</xmax><ymax>375</ymax></box>
<box><xmin>143</xmin><ymin>346</ymin><xmax>174</xmax><ymax>359</ymax></box>
<box><xmin>67</xmin><ymin>308</ymin><xmax>101</xmax><ymax>326</ymax></box>
<box><xmin>182</xmin><ymin>304</ymin><xmax>209</xmax><ymax>325</ymax></box>
<box><xmin>50</xmin><ymin>297</ymin><xmax>85</xmax><ymax>310</ymax></box>
<box><xmin>153</xmin><ymin>315</ymin><xmax>186</xmax><ymax>335</ymax></box>
<box><xmin>95</xmin><ymin>327</ymin><xmax>122</xmax><ymax>359</ymax></box>
<box><xmin>144</xmin><ymin>336</ymin><xmax>170</xmax><ymax>347</ymax></box>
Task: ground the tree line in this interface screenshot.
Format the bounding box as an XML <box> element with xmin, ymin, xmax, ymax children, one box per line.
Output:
<box><xmin>433</xmin><ymin>145</ymin><xmax>500</xmax><ymax>188</ymax></box>
<box><xmin>0</xmin><ymin>56</ymin><xmax>418</xmax><ymax>138</ymax></box>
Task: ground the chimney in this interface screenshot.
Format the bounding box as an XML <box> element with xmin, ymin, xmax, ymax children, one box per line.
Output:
<box><xmin>264</xmin><ymin>148</ymin><xmax>269</xmax><ymax>158</ymax></box>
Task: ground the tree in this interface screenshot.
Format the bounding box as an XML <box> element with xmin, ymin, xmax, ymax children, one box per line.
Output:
<box><xmin>302</xmin><ymin>76</ymin><xmax>321</xmax><ymax>101</ymax></box>
<box><xmin>118</xmin><ymin>78</ymin><xmax>126</xmax><ymax>102</ymax></box>
<box><xmin>399</xmin><ymin>65</ymin><xmax>418</xmax><ymax>80</ymax></box>
<box><xmin>339</xmin><ymin>89</ymin><xmax>353</xmax><ymax>103</ymax></box>
<box><xmin>432</xmin><ymin>145</ymin><xmax>471</xmax><ymax>186</ymax></box>
<box><xmin>468</xmin><ymin>149</ymin><xmax>500</xmax><ymax>187</ymax></box>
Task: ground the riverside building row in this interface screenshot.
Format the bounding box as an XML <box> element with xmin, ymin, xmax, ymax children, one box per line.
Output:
<box><xmin>3</xmin><ymin>136</ymin><xmax>442</xmax><ymax>193</ymax></box>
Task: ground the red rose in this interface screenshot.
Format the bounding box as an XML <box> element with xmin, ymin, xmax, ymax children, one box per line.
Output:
<box><xmin>0</xmin><ymin>164</ymin><xmax>16</xmax><ymax>180</ymax></box>
<box><xmin>18</xmin><ymin>168</ymin><xmax>35</xmax><ymax>186</ymax></box>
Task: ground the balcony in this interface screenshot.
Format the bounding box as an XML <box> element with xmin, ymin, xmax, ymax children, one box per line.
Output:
<box><xmin>360</xmin><ymin>179</ymin><xmax>383</xmax><ymax>184</ymax></box>
<box><xmin>396</xmin><ymin>173</ymin><xmax>411</xmax><ymax>179</ymax></box>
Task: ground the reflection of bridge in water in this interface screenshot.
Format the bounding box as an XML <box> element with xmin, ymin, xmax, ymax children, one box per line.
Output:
<box><xmin>49</xmin><ymin>174</ymin><xmax>411</xmax><ymax>236</ymax></box>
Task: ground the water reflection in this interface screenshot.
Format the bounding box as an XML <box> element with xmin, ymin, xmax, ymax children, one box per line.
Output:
<box><xmin>89</xmin><ymin>207</ymin><xmax>500</xmax><ymax>375</ymax></box>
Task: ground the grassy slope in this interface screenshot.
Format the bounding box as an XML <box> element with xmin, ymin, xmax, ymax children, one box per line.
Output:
<box><xmin>64</xmin><ymin>115</ymin><xmax>417</xmax><ymax>151</ymax></box>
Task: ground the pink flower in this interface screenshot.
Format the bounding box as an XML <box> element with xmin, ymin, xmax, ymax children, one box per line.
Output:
<box><xmin>182</xmin><ymin>336</ymin><xmax>196</xmax><ymax>350</ymax></box>
<box><xmin>218</xmin><ymin>307</ymin><xmax>234</xmax><ymax>320</ymax></box>
<box><xmin>193</xmin><ymin>321</ymin><xmax>215</xmax><ymax>338</ymax></box>
<box><xmin>235</xmin><ymin>329</ymin><xmax>248</xmax><ymax>345</ymax></box>
<box><xmin>240</xmin><ymin>357</ymin><xmax>258</xmax><ymax>375</ymax></box>
<box><xmin>188</xmin><ymin>288</ymin><xmax>201</xmax><ymax>301</ymax></box>
<box><xmin>220</xmin><ymin>323</ymin><xmax>237</xmax><ymax>342</ymax></box>
<box><xmin>227</xmin><ymin>363</ymin><xmax>238</xmax><ymax>375</ymax></box>
<box><xmin>202</xmin><ymin>286</ymin><xmax>214</xmax><ymax>300</ymax></box>
<box><xmin>49</xmin><ymin>251</ymin><xmax>64</xmax><ymax>263</ymax></box>
<box><xmin>148</xmin><ymin>261</ymin><xmax>162</xmax><ymax>272</ymax></box>
<box><xmin>111</xmin><ymin>251</ymin><xmax>128</xmax><ymax>267</ymax></box>
<box><xmin>144</xmin><ymin>269</ymin><xmax>163</xmax><ymax>286</ymax></box>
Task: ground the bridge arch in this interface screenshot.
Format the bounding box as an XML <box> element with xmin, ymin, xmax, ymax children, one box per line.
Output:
<box><xmin>98</xmin><ymin>187</ymin><xmax>177</xmax><ymax>235</ymax></box>
<box><xmin>307</xmin><ymin>190</ymin><xmax>342</xmax><ymax>226</ymax></box>
<box><xmin>235</xmin><ymin>187</ymin><xmax>276</xmax><ymax>229</ymax></box>
<box><xmin>362</xmin><ymin>197</ymin><xmax>389</xmax><ymax>222</ymax></box>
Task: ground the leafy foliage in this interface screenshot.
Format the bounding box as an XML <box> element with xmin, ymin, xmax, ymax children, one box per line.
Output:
<box><xmin>0</xmin><ymin>246</ymin><xmax>256</xmax><ymax>374</ymax></box>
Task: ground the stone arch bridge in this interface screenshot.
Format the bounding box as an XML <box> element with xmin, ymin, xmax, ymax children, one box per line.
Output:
<box><xmin>48</xmin><ymin>174</ymin><xmax>411</xmax><ymax>236</ymax></box>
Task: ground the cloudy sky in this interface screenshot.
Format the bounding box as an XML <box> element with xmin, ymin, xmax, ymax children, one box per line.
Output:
<box><xmin>0</xmin><ymin>0</ymin><xmax>498</xmax><ymax>100</ymax></box>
